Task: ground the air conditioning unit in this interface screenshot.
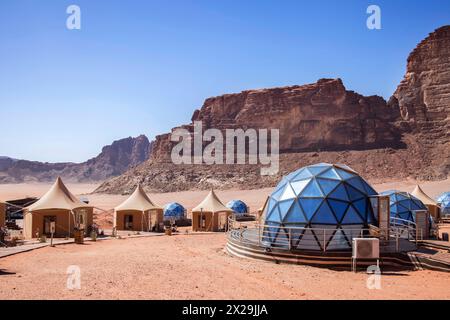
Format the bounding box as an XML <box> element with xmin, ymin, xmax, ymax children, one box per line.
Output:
<box><xmin>352</xmin><ymin>238</ymin><xmax>380</xmax><ymax>259</ymax></box>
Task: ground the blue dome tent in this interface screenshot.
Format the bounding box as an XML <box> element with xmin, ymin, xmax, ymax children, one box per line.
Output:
<box><xmin>380</xmin><ymin>190</ymin><xmax>427</xmax><ymax>223</ymax></box>
<box><xmin>226</xmin><ymin>200</ymin><xmax>248</xmax><ymax>216</ymax></box>
<box><xmin>437</xmin><ymin>192</ymin><xmax>450</xmax><ymax>215</ymax></box>
<box><xmin>262</xmin><ymin>163</ymin><xmax>378</xmax><ymax>251</ymax></box>
<box><xmin>163</xmin><ymin>202</ymin><xmax>186</xmax><ymax>221</ymax></box>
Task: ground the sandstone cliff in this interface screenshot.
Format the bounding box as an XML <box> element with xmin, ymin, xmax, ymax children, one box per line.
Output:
<box><xmin>96</xmin><ymin>26</ymin><xmax>450</xmax><ymax>194</ymax></box>
<box><xmin>0</xmin><ymin>135</ymin><xmax>152</xmax><ymax>183</ymax></box>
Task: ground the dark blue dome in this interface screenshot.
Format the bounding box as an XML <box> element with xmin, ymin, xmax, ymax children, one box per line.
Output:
<box><xmin>263</xmin><ymin>163</ymin><xmax>378</xmax><ymax>251</ymax></box>
<box><xmin>380</xmin><ymin>190</ymin><xmax>427</xmax><ymax>223</ymax></box>
<box><xmin>163</xmin><ymin>202</ymin><xmax>186</xmax><ymax>221</ymax></box>
<box><xmin>437</xmin><ymin>192</ymin><xmax>450</xmax><ymax>215</ymax></box>
<box><xmin>227</xmin><ymin>200</ymin><xmax>248</xmax><ymax>215</ymax></box>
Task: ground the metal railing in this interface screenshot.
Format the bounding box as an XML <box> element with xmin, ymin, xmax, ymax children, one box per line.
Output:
<box><xmin>228</xmin><ymin>216</ymin><xmax>374</xmax><ymax>252</ymax></box>
<box><xmin>228</xmin><ymin>216</ymin><xmax>420</xmax><ymax>252</ymax></box>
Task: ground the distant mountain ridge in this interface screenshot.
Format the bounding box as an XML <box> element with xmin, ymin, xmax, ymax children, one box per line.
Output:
<box><xmin>0</xmin><ymin>135</ymin><xmax>152</xmax><ymax>183</ymax></box>
<box><xmin>96</xmin><ymin>26</ymin><xmax>450</xmax><ymax>194</ymax></box>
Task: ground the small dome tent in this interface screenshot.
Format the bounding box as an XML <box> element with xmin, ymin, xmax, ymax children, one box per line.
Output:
<box><xmin>192</xmin><ymin>189</ymin><xmax>233</xmax><ymax>232</ymax></box>
<box><xmin>380</xmin><ymin>190</ymin><xmax>427</xmax><ymax>223</ymax></box>
<box><xmin>226</xmin><ymin>200</ymin><xmax>248</xmax><ymax>216</ymax></box>
<box><xmin>114</xmin><ymin>185</ymin><xmax>163</xmax><ymax>232</ymax></box>
<box><xmin>262</xmin><ymin>163</ymin><xmax>378</xmax><ymax>251</ymax></box>
<box><xmin>163</xmin><ymin>202</ymin><xmax>186</xmax><ymax>221</ymax></box>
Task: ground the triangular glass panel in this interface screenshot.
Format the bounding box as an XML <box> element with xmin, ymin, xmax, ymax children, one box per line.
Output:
<box><xmin>300</xmin><ymin>179</ymin><xmax>324</xmax><ymax>197</ymax></box>
<box><xmin>291</xmin><ymin>179</ymin><xmax>310</xmax><ymax>196</ymax></box>
<box><xmin>328</xmin><ymin>199</ymin><xmax>349</xmax><ymax>223</ymax></box>
<box><xmin>326</xmin><ymin>229</ymin><xmax>350</xmax><ymax>251</ymax></box>
<box><xmin>307</xmin><ymin>165</ymin><xmax>329</xmax><ymax>176</ymax></box>
<box><xmin>335</xmin><ymin>168</ymin><xmax>355</xmax><ymax>180</ymax></box>
<box><xmin>353</xmin><ymin>198</ymin><xmax>368</xmax><ymax>219</ymax></box>
<box><xmin>341</xmin><ymin>205</ymin><xmax>364</xmax><ymax>224</ymax></box>
<box><xmin>279</xmin><ymin>183</ymin><xmax>296</xmax><ymax>201</ymax></box>
<box><xmin>346</xmin><ymin>177</ymin><xmax>366</xmax><ymax>193</ymax></box>
<box><xmin>328</xmin><ymin>183</ymin><xmax>349</xmax><ymax>201</ymax></box>
<box><xmin>299</xmin><ymin>198</ymin><xmax>323</xmax><ymax>221</ymax></box>
<box><xmin>316</xmin><ymin>178</ymin><xmax>340</xmax><ymax>195</ymax></box>
<box><xmin>270</xmin><ymin>185</ymin><xmax>285</xmax><ymax>201</ymax></box>
<box><xmin>344</xmin><ymin>184</ymin><xmax>365</xmax><ymax>201</ymax></box>
<box><xmin>265</xmin><ymin>204</ymin><xmax>281</xmax><ymax>222</ymax></box>
<box><xmin>390</xmin><ymin>203</ymin><xmax>398</xmax><ymax>214</ymax></box>
<box><xmin>291</xmin><ymin>168</ymin><xmax>313</xmax><ymax>181</ymax></box>
<box><xmin>278</xmin><ymin>199</ymin><xmax>295</xmax><ymax>220</ymax></box>
<box><xmin>396</xmin><ymin>193</ymin><xmax>408</xmax><ymax>201</ymax></box>
<box><xmin>318</xmin><ymin>168</ymin><xmax>341</xmax><ymax>180</ymax></box>
<box><xmin>361</xmin><ymin>180</ymin><xmax>377</xmax><ymax>196</ymax></box>
<box><xmin>335</xmin><ymin>163</ymin><xmax>356</xmax><ymax>173</ymax></box>
<box><xmin>296</xmin><ymin>229</ymin><xmax>321</xmax><ymax>251</ymax></box>
<box><xmin>311</xmin><ymin>201</ymin><xmax>337</xmax><ymax>224</ymax></box>
<box><xmin>284</xmin><ymin>200</ymin><xmax>307</xmax><ymax>224</ymax></box>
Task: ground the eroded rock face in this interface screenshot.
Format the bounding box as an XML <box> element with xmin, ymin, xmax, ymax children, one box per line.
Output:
<box><xmin>391</xmin><ymin>25</ymin><xmax>450</xmax><ymax>145</ymax></box>
<box><xmin>150</xmin><ymin>78</ymin><xmax>402</xmax><ymax>163</ymax></box>
<box><xmin>96</xmin><ymin>26</ymin><xmax>450</xmax><ymax>194</ymax></box>
<box><xmin>0</xmin><ymin>135</ymin><xmax>152</xmax><ymax>183</ymax></box>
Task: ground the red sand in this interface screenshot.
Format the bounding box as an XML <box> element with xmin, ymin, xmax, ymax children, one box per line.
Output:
<box><xmin>0</xmin><ymin>233</ymin><xmax>449</xmax><ymax>300</ymax></box>
<box><xmin>0</xmin><ymin>179</ymin><xmax>449</xmax><ymax>300</ymax></box>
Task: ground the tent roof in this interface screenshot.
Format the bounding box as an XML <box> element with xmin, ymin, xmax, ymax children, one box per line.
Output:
<box><xmin>115</xmin><ymin>184</ymin><xmax>162</xmax><ymax>212</ymax></box>
<box><xmin>27</xmin><ymin>177</ymin><xmax>93</xmax><ymax>212</ymax></box>
<box><xmin>192</xmin><ymin>190</ymin><xmax>233</xmax><ymax>214</ymax></box>
<box><xmin>411</xmin><ymin>185</ymin><xmax>439</xmax><ymax>206</ymax></box>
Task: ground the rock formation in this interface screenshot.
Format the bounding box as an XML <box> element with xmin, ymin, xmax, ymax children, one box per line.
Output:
<box><xmin>0</xmin><ymin>135</ymin><xmax>152</xmax><ymax>183</ymax></box>
<box><xmin>96</xmin><ymin>26</ymin><xmax>450</xmax><ymax>194</ymax></box>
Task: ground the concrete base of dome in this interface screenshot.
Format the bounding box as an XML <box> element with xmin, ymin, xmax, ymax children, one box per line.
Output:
<box><xmin>227</xmin><ymin>229</ymin><xmax>416</xmax><ymax>271</ymax></box>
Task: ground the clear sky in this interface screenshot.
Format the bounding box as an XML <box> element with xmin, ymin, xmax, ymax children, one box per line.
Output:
<box><xmin>0</xmin><ymin>0</ymin><xmax>448</xmax><ymax>163</ymax></box>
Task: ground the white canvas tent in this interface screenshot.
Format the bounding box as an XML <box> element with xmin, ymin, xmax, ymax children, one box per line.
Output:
<box><xmin>24</xmin><ymin>177</ymin><xmax>94</xmax><ymax>239</ymax></box>
<box><xmin>192</xmin><ymin>189</ymin><xmax>233</xmax><ymax>232</ymax></box>
<box><xmin>114</xmin><ymin>184</ymin><xmax>163</xmax><ymax>232</ymax></box>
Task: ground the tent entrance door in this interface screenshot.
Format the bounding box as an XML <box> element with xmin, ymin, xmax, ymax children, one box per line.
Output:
<box><xmin>198</xmin><ymin>214</ymin><xmax>207</xmax><ymax>231</ymax></box>
<box><xmin>124</xmin><ymin>215</ymin><xmax>133</xmax><ymax>230</ymax></box>
<box><xmin>43</xmin><ymin>216</ymin><xmax>57</xmax><ymax>236</ymax></box>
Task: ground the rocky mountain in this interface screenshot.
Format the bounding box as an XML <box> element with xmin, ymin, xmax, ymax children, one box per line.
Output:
<box><xmin>0</xmin><ymin>135</ymin><xmax>152</xmax><ymax>183</ymax></box>
<box><xmin>96</xmin><ymin>26</ymin><xmax>450</xmax><ymax>194</ymax></box>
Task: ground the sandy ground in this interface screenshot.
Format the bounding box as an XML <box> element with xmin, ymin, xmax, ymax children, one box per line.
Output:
<box><xmin>0</xmin><ymin>179</ymin><xmax>449</xmax><ymax>300</ymax></box>
<box><xmin>0</xmin><ymin>233</ymin><xmax>449</xmax><ymax>300</ymax></box>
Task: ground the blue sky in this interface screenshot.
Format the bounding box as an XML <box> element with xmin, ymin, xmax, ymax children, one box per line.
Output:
<box><xmin>0</xmin><ymin>0</ymin><xmax>448</xmax><ymax>162</ymax></box>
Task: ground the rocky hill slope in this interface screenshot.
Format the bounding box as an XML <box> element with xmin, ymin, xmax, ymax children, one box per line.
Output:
<box><xmin>0</xmin><ymin>135</ymin><xmax>152</xmax><ymax>183</ymax></box>
<box><xmin>96</xmin><ymin>26</ymin><xmax>449</xmax><ymax>194</ymax></box>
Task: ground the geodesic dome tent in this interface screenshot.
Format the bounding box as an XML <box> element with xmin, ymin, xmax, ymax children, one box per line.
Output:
<box><xmin>380</xmin><ymin>190</ymin><xmax>427</xmax><ymax>223</ymax></box>
<box><xmin>262</xmin><ymin>163</ymin><xmax>378</xmax><ymax>251</ymax></box>
<box><xmin>163</xmin><ymin>202</ymin><xmax>186</xmax><ymax>221</ymax></box>
<box><xmin>437</xmin><ymin>192</ymin><xmax>450</xmax><ymax>215</ymax></box>
<box><xmin>226</xmin><ymin>200</ymin><xmax>248</xmax><ymax>216</ymax></box>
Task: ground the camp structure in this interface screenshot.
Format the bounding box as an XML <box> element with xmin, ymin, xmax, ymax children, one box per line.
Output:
<box><xmin>114</xmin><ymin>185</ymin><xmax>163</xmax><ymax>232</ymax></box>
<box><xmin>412</xmin><ymin>185</ymin><xmax>441</xmax><ymax>220</ymax></box>
<box><xmin>0</xmin><ymin>199</ymin><xmax>5</xmax><ymax>228</ymax></box>
<box><xmin>257</xmin><ymin>197</ymin><xmax>269</xmax><ymax>223</ymax></box>
<box><xmin>23</xmin><ymin>177</ymin><xmax>94</xmax><ymax>239</ymax></box>
<box><xmin>192</xmin><ymin>189</ymin><xmax>233</xmax><ymax>232</ymax></box>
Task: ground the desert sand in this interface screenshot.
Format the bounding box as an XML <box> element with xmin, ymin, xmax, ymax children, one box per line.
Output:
<box><xmin>0</xmin><ymin>179</ymin><xmax>449</xmax><ymax>300</ymax></box>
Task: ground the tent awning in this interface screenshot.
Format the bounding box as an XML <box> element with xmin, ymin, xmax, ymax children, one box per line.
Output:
<box><xmin>27</xmin><ymin>177</ymin><xmax>93</xmax><ymax>212</ymax></box>
<box><xmin>411</xmin><ymin>185</ymin><xmax>439</xmax><ymax>206</ymax></box>
<box><xmin>192</xmin><ymin>190</ymin><xmax>233</xmax><ymax>214</ymax></box>
<box><xmin>115</xmin><ymin>184</ymin><xmax>162</xmax><ymax>212</ymax></box>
